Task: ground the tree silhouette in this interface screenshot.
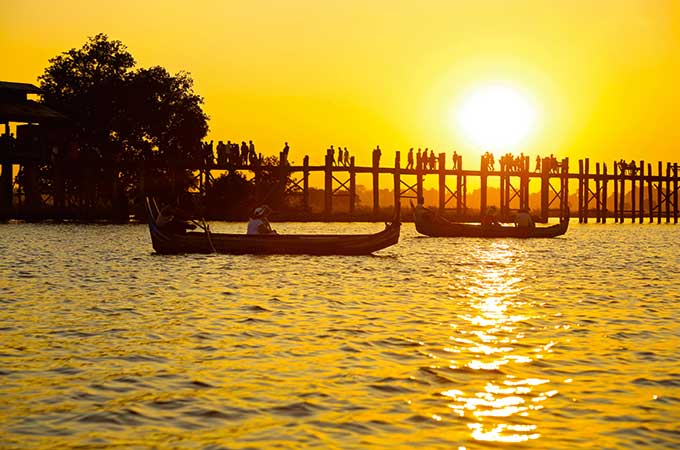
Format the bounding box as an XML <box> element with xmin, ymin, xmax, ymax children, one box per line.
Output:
<box><xmin>38</xmin><ymin>34</ymin><xmax>209</xmax><ymax>211</ymax></box>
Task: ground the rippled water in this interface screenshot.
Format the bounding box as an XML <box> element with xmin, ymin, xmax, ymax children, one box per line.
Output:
<box><xmin>1</xmin><ymin>220</ymin><xmax>679</xmax><ymax>449</ymax></box>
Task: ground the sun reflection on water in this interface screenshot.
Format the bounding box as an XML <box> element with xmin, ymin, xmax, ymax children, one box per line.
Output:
<box><xmin>443</xmin><ymin>243</ymin><xmax>556</xmax><ymax>444</ymax></box>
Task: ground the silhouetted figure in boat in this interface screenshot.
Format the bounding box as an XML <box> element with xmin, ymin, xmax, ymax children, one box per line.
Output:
<box><xmin>480</xmin><ymin>206</ymin><xmax>500</xmax><ymax>227</ymax></box>
<box><xmin>514</xmin><ymin>208</ymin><xmax>535</xmax><ymax>228</ymax></box>
<box><xmin>414</xmin><ymin>197</ymin><xmax>435</xmax><ymax>221</ymax></box>
<box><xmin>247</xmin><ymin>205</ymin><xmax>277</xmax><ymax>235</ymax></box>
<box><xmin>155</xmin><ymin>204</ymin><xmax>196</xmax><ymax>234</ymax></box>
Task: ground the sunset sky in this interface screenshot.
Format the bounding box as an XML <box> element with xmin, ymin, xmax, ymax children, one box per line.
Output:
<box><xmin>3</xmin><ymin>0</ymin><xmax>680</xmax><ymax>168</ymax></box>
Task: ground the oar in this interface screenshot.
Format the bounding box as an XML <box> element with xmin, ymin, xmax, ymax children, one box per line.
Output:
<box><xmin>190</xmin><ymin>217</ymin><xmax>216</xmax><ymax>253</ymax></box>
<box><xmin>202</xmin><ymin>218</ymin><xmax>216</xmax><ymax>253</ymax></box>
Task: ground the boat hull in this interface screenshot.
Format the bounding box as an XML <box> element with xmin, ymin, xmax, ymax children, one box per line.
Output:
<box><xmin>147</xmin><ymin>199</ymin><xmax>400</xmax><ymax>255</ymax></box>
<box><xmin>414</xmin><ymin>206</ymin><xmax>569</xmax><ymax>238</ymax></box>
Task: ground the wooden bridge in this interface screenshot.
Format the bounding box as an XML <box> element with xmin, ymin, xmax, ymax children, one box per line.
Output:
<box><xmin>3</xmin><ymin>137</ymin><xmax>679</xmax><ymax>223</ymax></box>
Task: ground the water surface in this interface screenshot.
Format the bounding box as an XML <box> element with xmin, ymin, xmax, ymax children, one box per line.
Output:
<box><xmin>1</xmin><ymin>221</ymin><xmax>679</xmax><ymax>449</ymax></box>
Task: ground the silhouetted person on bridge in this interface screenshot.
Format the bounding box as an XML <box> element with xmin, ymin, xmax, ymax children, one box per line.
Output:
<box><xmin>406</xmin><ymin>148</ymin><xmax>414</xmax><ymax>170</ymax></box>
<box><xmin>241</xmin><ymin>141</ymin><xmax>249</xmax><ymax>166</ymax></box>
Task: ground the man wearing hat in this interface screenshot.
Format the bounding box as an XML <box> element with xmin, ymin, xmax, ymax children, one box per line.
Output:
<box><xmin>247</xmin><ymin>205</ymin><xmax>277</xmax><ymax>234</ymax></box>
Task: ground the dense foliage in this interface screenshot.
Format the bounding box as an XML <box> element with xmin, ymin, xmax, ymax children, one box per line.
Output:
<box><xmin>38</xmin><ymin>34</ymin><xmax>209</xmax><ymax>212</ymax></box>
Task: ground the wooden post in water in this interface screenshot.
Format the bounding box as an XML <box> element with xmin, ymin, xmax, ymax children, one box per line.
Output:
<box><xmin>674</xmin><ymin>163</ymin><xmax>678</xmax><ymax>224</ymax></box>
<box><xmin>372</xmin><ymin>149</ymin><xmax>380</xmax><ymax>217</ymax></box>
<box><xmin>480</xmin><ymin>155</ymin><xmax>488</xmax><ymax>218</ymax></box>
<box><xmin>438</xmin><ymin>153</ymin><xmax>446</xmax><ymax>212</ymax></box>
<box><xmin>278</xmin><ymin>151</ymin><xmax>288</xmax><ymax>204</ymax></box>
<box><xmin>324</xmin><ymin>151</ymin><xmax>332</xmax><ymax>215</ymax></box>
<box><xmin>578</xmin><ymin>159</ymin><xmax>584</xmax><ymax>223</ymax></box>
<box><xmin>666</xmin><ymin>162</ymin><xmax>671</xmax><ymax>223</ymax></box>
<box><xmin>631</xmin><ymin>163</ymin><xmax>637</xmax><ymax>223</ymax></box>
<box><xmin>349</xmin><ymin>156</ymin><xmax>356</xmax><ymax>215</ymax></box>
<box><xmin>647</xmin><ymin>162</ymin><xmax>654</xmax><ymax>223</ymax></box>
<box><xmin>302</xmin><ymin>155</ymin><xmax>310</xmax><ymax>211</ymax></box>
<box><xmin>619</xmin><ymin>165</ymin><xmax>626</xmax><ymax>223</ymax></box>
<box><xmin>499</xmin><ymin>159</ymin><xmax>506</xmax><ymax>217</ymax></box>
<box><xmin>602</xmin><ymin>163</ymin><xmax>608</xmax><ymax>223</ymax></box>
<box><xmin>540</xmin><ymin>157</ymin><xmax>550</xmax><ymax>222</ymax></box>
<box><xmin>613</xmin><ymin>161</ymin><xmax>619</xmax><ymax>222</ymax></box>
<box><xmin>416</xmin><ymin>153</ymin><xmax>424</xmax><ymax>203</ymax></box>
<box><xmin>456</xmin><ymin>155</ymin><xmax>463</xmax><ymax>216</ymax></box>
<box><xmin>657</xmin><ymin>161</ymin><xmax>662</xmax><ymax>224</ymax></box>
<box><xmin>520</xmin><ymin>156</ymin><xmax>529</xmax><ymax>210</ymax></box>
<box><xmin>638</xmin><ymin>160</ymin><xmax>645</xmax><ymax>224</ymax></box>
<box><xmin>561</xmin><ymin>158</ymin><xmax>569</xmax><ymax>217</ymax></box>
<box><xmin>393</xmin><ymin>151</ymin><xmax>401</xmax><ymax>217</ymax></box>
<box><xmin>595</xmin><ymin>162</ymin><xmax>601</xmax><ymax>222</ymax></box>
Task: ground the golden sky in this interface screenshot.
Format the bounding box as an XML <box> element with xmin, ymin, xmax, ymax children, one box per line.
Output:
<box><xmin>3</xmin><ymin>0</ymin><xmax>680</xmax><ymax>167</ymax></box>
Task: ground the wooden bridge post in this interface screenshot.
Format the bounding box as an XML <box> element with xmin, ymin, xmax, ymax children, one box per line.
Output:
<box><xmin>578</xmin><ymin>159</ymin><xmax>584</xmax><ymax>223</ymax></box>
<box><xmin>278</xmin><ymin>151</ymin><xmax>288</xmax><ymax>203</ymax></box>
<box><xmin>613</xmin><ymin>161</ymin><xmax>619</xmax><ymax>222</ymax></box>
<box><xmin>638</xmin><ymin>160</ymin><xmax>645</xmax><ymax>224</ymax></box>
<box><xmin>349</xmin><ymin>156</ymin><xmax>356</xmax><ymax>215</ymax></box>
<box><xmin>647</xmin><ymin>162</ymin><xmax>654</xmax><ymax>223</ymax></box>
<box><xmin>438</xmin><ymin>152</ymin><xmax>446</xmax><ymax>212</ymax></box>
<box><xmin>561</xmin><ymin>158</ymin><xmax>569</xmax><ymax>217</ymax></box>
<box><xmin>657</xmin><ymin>161</ymin><xmax>662</xmax><ymax>224</ymax></box>
<box><xmin>595</xmin><ymin>162</ymin><xmax>601</xmax><ymax>222</ymax></box>
<box><xmin>416</xmin><ymin>153</ymin><xmax>424</xmax><ymax>203</ymax></box>
<box><xmin>520</xmin><ymin>156</ymin><xmax>530</xmax><ymax>210</ymax></box>
<box><xmin>456</xmin><ymin>155</ymin><xmax>463</xmax><ymax>216</ymax></box>
<box><xmin>480</xmin><ymin>155</ymin><xmax>488</xmax><ymax>218</ymax></box>
<box><xmin>372</xmin><ymin>149</ymin><xmax>380</xmax><ymax>217</ymax></box>
<box><xmin>666</xmin><ymin>162</ymin><xmax>671</xmax><ymax>223</ymax></box>
<box><xmin>619</xmin><ymin>165</ymin><xmax>626</xmax><ymax>223</ymax></box>
<box><xmin>631</xmin><ymin>163</ymin><xmax>637</xmax><ymax>223</ymax></box>
<box><xmin>324</xmin><ymin>151</ymin><xmax>333</xmax><ymax>214</ymax></box>
<box><xmin>674</xmin><ymin>163</ymin><xmax>678</xmax><ymax>224</ymax></box>
<box><xmin>303</xmin><ymin>155</ymin><xmax>310</xmax><ymax>211</ymax></box>
<box><xmin>500</xmin><ymin>160</ymin><xmax>508</xmax><ymax>218</ymax></box>
<box><xmin>393</xmin><ymin>151</ymin><xmax>401</xmax><ymax>217</ymax></box>
<box><xmin>602</xmin><ymin>163</ymin><xmax>608</xmax><ymax>223</ymax></box>
<box><xmin>540</xmin><ymin>157</ymin><xmax>550</xmax><ymax>222</ymax></box>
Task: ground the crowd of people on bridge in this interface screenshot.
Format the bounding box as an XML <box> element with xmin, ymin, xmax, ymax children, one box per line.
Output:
<box><xmin>212</xmin><ymin>140</ymin><xmax>259</xmax><ymax>166</ymax></box>
<box><xmin>405</xmin><ymin>148</ymin><xmax>440</xmax><ymax>170</ymax></box>
<box><xmin>327</xmin><ymin>145</ymin><xmax>352</xmax><ymax>166</ymax></box>
<box><xmin>196</xmin><ymin>139</ymin><xmax>568</xmax><ymax>176</ymax></box>
<box><xmin>617</xmin><ymin>159</ymin><xmax>639</xmax><ymax>175</ymax></box>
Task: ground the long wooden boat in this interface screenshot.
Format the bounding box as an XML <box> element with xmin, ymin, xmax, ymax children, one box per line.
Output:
<box><xmin>413</xmin><ymin>204</ymin><xmax>569</xmax><ymax>238</ymax></box>
<box><xmin>146</xmin><ymin>200</ymin><xmax>400</xmax><ymax>255</ymax></box>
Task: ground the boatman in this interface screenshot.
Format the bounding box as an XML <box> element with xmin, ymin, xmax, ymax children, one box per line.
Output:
<box><xmin>247</xmin><ymin>205</ymin><xmax>277</xmax><ymax>235</ymax></box>
<box><xmin>514</xmin><ymin>208</ymin><xmax>535</xmax><ymax>228</ymax></box>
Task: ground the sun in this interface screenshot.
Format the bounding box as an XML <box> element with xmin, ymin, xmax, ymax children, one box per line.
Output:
<box><xmin>455</xmin><ymin>84</ymin><xmax>537</xmax><ymax>151</ymax></box>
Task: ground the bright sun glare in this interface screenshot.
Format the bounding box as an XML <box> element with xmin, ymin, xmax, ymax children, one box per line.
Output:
<box><xmin>456</xmin><ymin>84</ymin><xmax>537</xmax><ymax>151</ymax></box>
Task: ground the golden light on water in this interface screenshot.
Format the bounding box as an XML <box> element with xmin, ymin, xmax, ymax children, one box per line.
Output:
<box><xmin>441</xmin><ymin>243</ymin><xmax>558</xmax><ymax>443</ymax></box>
